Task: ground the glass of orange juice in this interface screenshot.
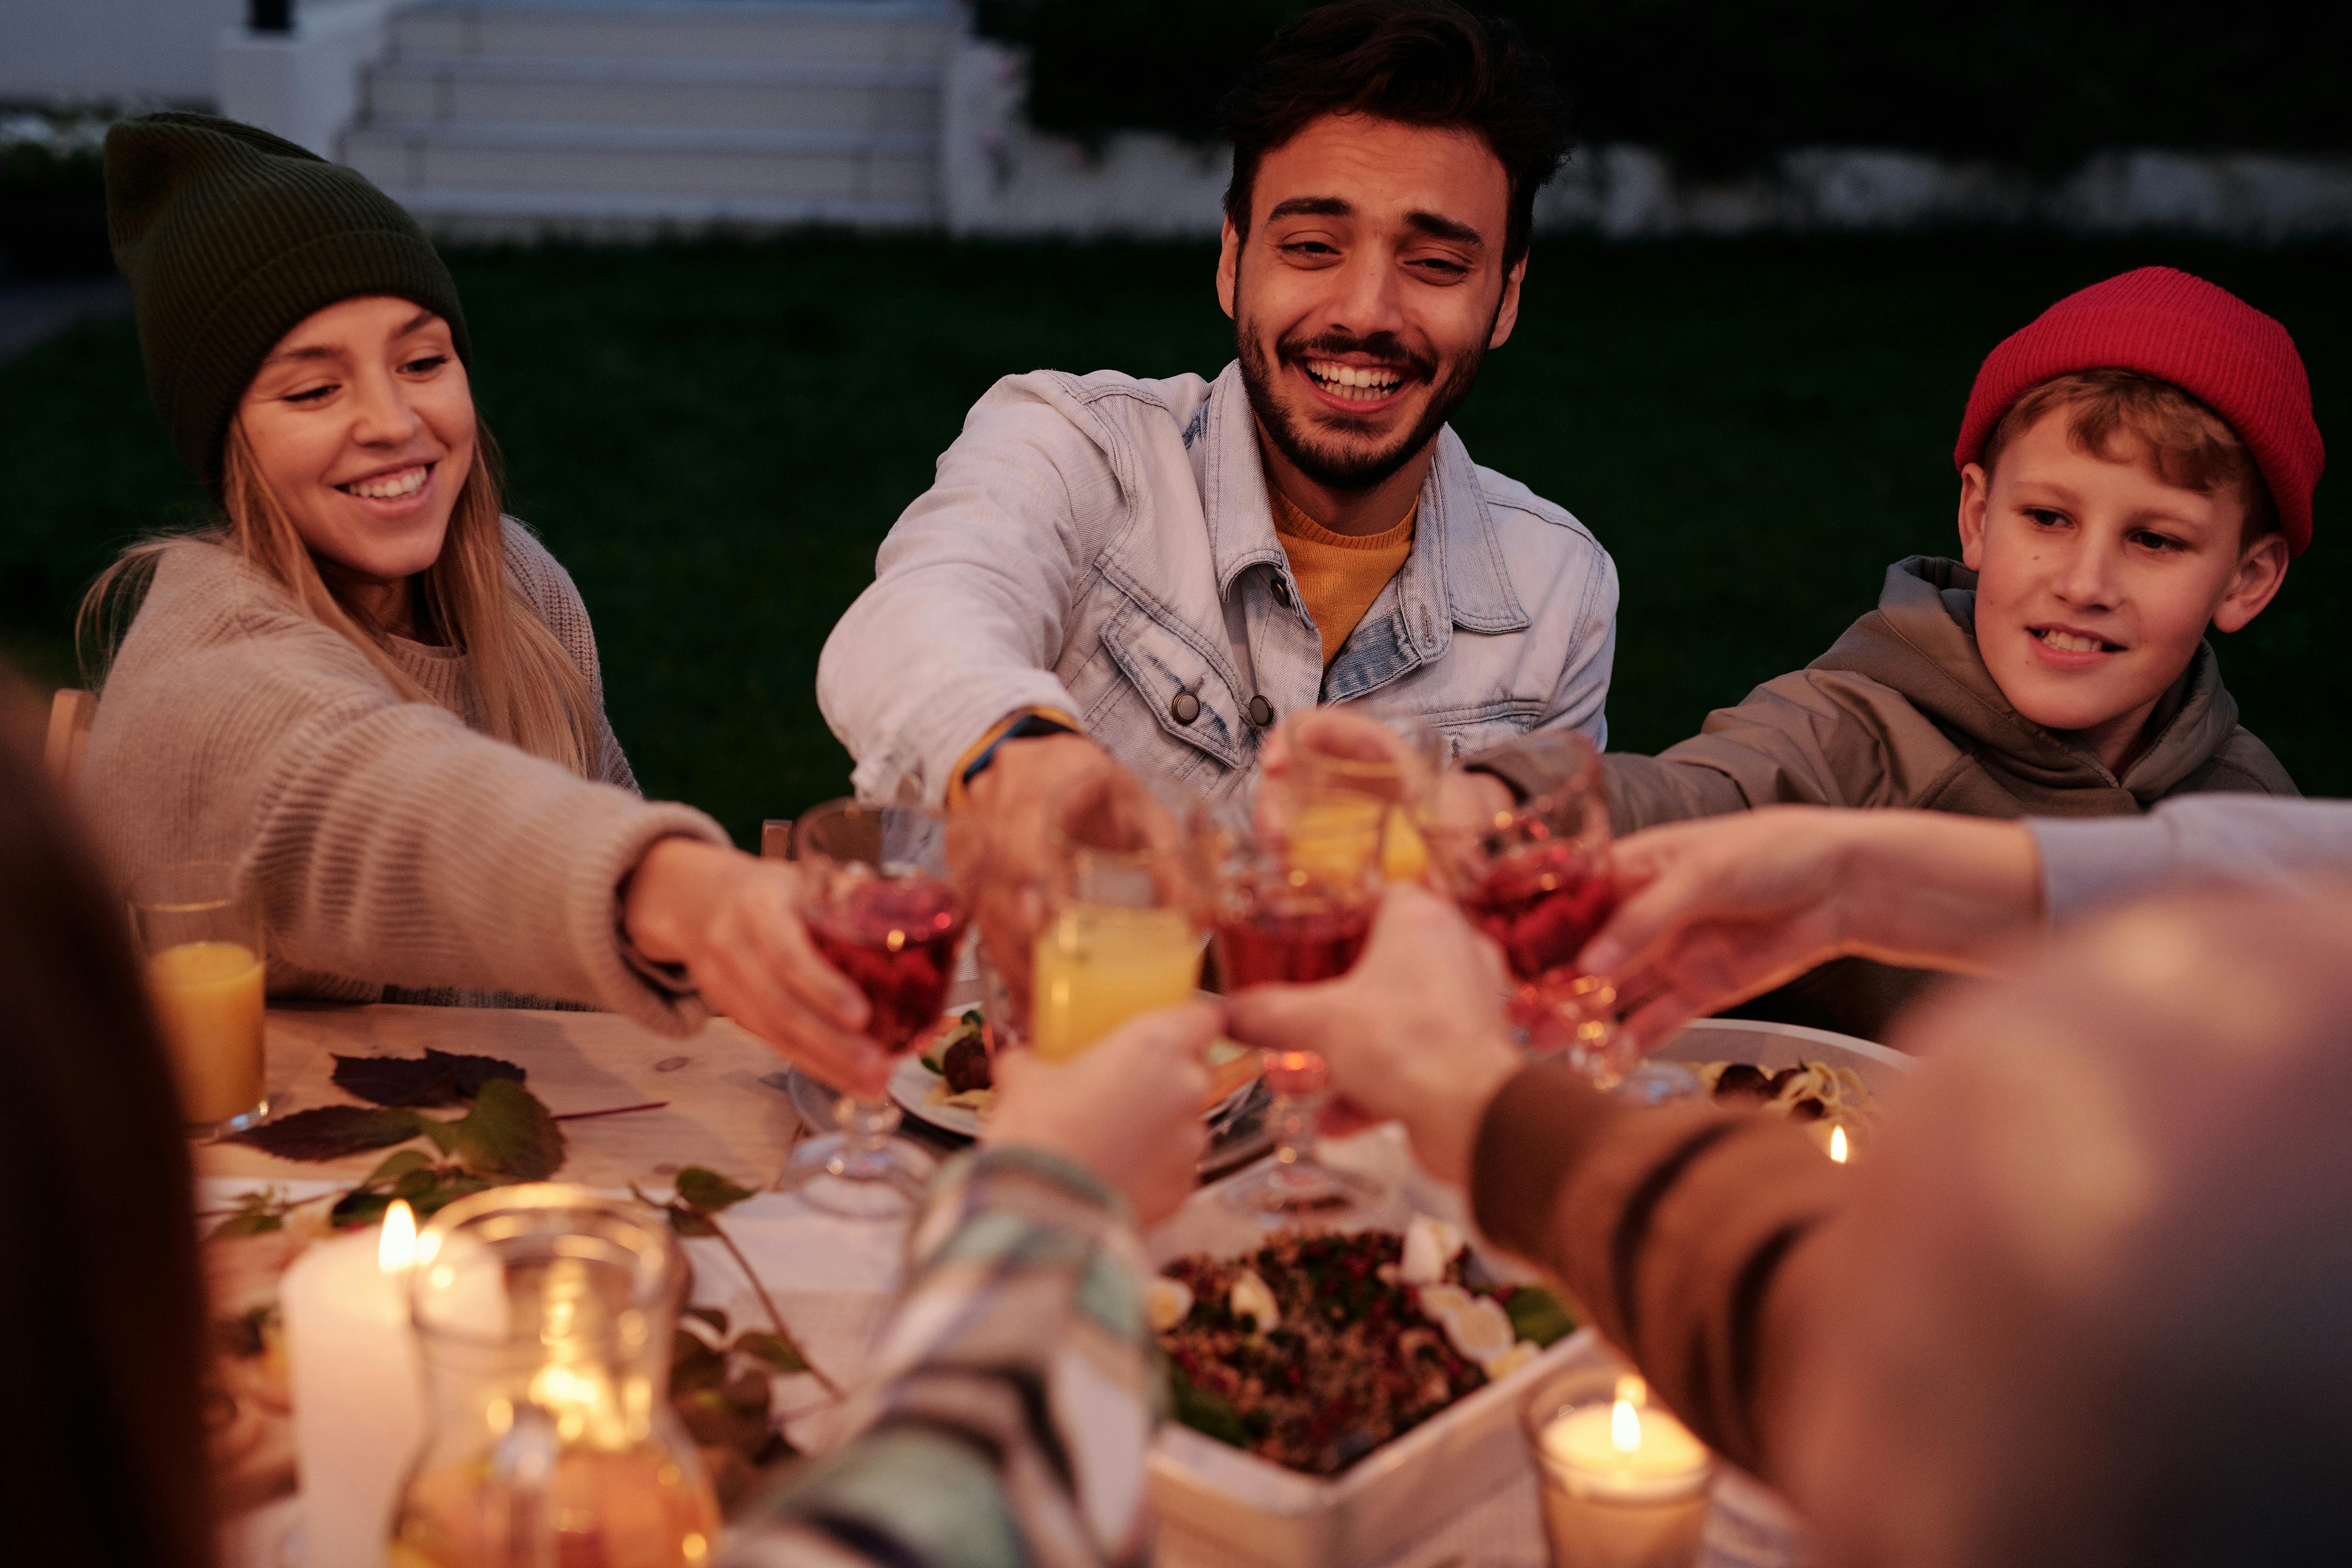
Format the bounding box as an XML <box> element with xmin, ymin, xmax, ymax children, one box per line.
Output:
<box><xmin>130</xmin><ymin>860</ymin><xmax>268</xmax><ymax>1138</ymax></box>
<box><xmin>1029</xmin><ymin>772</ymin><xmax>1201</xmax><ymax>1061</ymax></box>
<box><xmin>1271</xmin><ymin>710</ymin><xmax>1447</xmax><ymax>883</ymax></box>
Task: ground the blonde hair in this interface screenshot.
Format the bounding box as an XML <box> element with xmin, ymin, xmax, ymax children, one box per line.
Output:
<box><xmin>80</xmin><ymin>418</ymin><xmax>599</xmax><ymax>777</ymax></box>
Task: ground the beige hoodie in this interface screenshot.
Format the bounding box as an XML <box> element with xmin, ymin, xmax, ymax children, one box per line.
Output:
<box><xmin>79</xmin><ymin>521</ymin><xmax>729</xmax><ymax>1033</ymax></box>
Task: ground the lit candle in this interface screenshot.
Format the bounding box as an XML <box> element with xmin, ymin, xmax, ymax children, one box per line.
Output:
<box><xmin>1526</xmin><ymin>1372</ymin><xmax>1713</xmax><ymax>1568</ymax></box>
<box><xmin>282</xmin><ymin>1202</ymin><xmax>427</xmax><ymax>1568</ymax></box>
<box><xmin>1828</xmin><ymin>1125</ymin><xmax>1850</xmax><ymax>1164</ymax></box>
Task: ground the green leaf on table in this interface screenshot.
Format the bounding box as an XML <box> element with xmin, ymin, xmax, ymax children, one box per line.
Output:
<box><xmin>448</xmin><ymin>1077</ymin><xmax>566</xmax><ymax>1180</ymax></box>
<box><xmin>236</xmin><ymin>1105</ymin><xmax>427</xmax><ymax>1162</ymax></box>
<box><xmin>1504</xmin><ymin>1286</ymin><xmax>1578</xmax><ymax>1348</ymax></box>
<box><xmin>362</xmin><ymin>1148</ymin><xmax>438</xmax><ymax>1186</ymax></box>
<box><xmin>332</xmin><ymin>1049</ymin><xmax>526</xmax><ymax>1108</ymax></box>
<box><xmin>328</xmin><ymin>1162</ymin><xmax>497</xmax><ymax>1228</ymax></box>
<box><xmin>734</xmin><ymin>1330</ymin><xmax>809</xmax><ymax>1374</ymax></box>
<box><xmin>675</xmin><ymin>1166</ymin><xmax>755</xmax><ymax>1215</ymax></box>
<box><xmin>683</xmin><ymin>1305</ymin><xmax>730</xmax><ymax>1338</ymax></box>
<box><xmin>208</xmin><ymin>1208</ymin><xmax>284</xmax><ymax>1239</ymax></box>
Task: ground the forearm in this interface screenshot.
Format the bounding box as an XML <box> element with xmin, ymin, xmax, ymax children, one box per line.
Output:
<box><xmin>1470</xmin><ymin>1062</ymin><xmax>1847</xmax><ymax>1479</ymax></box>
<box><xmin>1834</xmin><ymin>812</ymin><xmax>2042</xmax><ymax>970</ymax></box>
<box><xmin>724</xmin><ymin>1147</ymin><xmax>1156</xmax><ymax>1568</ymax></box>
<box><xmin>249</xmin><ymin>703</ymin><xmax>729</xmax><ymax>1030</ymax></box>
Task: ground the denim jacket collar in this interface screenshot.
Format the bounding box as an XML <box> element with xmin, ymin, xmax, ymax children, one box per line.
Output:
<box><xmin>1190</xmin><ymin>360</ymin><xmax>1528</xmax><ymax>696</ymax></box>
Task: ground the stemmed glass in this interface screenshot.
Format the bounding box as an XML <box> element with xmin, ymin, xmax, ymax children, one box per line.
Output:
<box><xmin>1200</xmin><ymin>793</ymin><xmax>1387</xmax><ymax>1223</ymax></box>
<box><xmin>776</xmin><ymin>799</ymin><xmax>972</xmax><ymax>1217</ymax></box>
<box><xmin>1429</xmin><ymin>732</ymin><xmax>1637</xmax><ymax>1085</ymax></box>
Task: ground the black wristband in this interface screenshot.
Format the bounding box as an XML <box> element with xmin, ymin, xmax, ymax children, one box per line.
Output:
<box><xmin>960</xmin><ymin>713</ymin><xmax>1078</xmax><ymax>789</ymax></box>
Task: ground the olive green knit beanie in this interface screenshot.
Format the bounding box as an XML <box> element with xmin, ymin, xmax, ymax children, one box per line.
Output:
<box><xmin>104</xmin><ymin>112</ymin><xmax>471</xmax><ymax>493</ymax></box>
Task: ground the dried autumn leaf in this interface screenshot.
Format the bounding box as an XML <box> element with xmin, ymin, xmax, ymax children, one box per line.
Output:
<box><xmin>675</xmin><ymin>1167</ymin><xmax>755</xmax><ymax>1215</ymax></box>
<box><xmin>237</xmin><ymin>1105</ymin><xmax>426</xmax><ymax>1162</ymax></box>
<box><xmin>331</xmin><ymin>1049</ymin><xmax>526</xmax><ymax>1108</ymax></box>
<box><xmin>448</xmin><ymin>1077</ymin><xmax>565</xmax><ymax>1180</ymax></box>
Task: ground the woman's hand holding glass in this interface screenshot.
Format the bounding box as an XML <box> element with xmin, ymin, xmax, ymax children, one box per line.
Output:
<box><xmin>619</xmin><ymin>837</ymin><xmax>892</xmax><ymax>1095</ymax></box>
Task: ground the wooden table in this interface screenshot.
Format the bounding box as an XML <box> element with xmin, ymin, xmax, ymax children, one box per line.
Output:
<box><xmin>197</xmin><ymin>1002</ymin><xmax>815</xmax><ymax>1193</ymax></box>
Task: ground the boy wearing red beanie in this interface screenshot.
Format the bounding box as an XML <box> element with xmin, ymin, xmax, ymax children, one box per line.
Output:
<box><xmin>1577</xmin><ymin>267</ymin><xmax>2322</xmax><ymax>1037</ymax></box>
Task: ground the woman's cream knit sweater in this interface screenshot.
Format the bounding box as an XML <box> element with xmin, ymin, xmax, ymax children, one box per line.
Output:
<box><xmin>79</xmin><ymin>521</ymin><xmax>730</xmax><ymax>1035</ymax></box>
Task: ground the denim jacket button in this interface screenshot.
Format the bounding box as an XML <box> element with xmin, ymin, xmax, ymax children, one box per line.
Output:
<box><xmin>1247</xmin><ymin>695</ymin><xmax>1275</xmax><ymax>727</ymax></box>
<box><xmin>1272</xmin><ymin>576</ymin><xmax>1293</xmax><ymax>607</ymax></box>
<box><xmin>1170</xmin><ymin>691</ymin><xmax>1201</xmax><ymax>725</ymax></box>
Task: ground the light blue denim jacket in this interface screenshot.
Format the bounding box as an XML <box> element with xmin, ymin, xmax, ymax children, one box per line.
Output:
<box><xmin>818</xmin><ymin>360</ymin><xmax>1619</xmax><ymax>805</ymax></box>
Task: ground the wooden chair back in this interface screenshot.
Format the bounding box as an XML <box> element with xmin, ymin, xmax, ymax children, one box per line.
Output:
<box><xmin>44</xmin><ymin>688</ymin><xmax>96</xmax><ymax>790</ymax></box>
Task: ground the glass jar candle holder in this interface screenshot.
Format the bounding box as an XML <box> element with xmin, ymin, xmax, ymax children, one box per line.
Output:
<box><xmin>1521</xmin><ymin>1364</ymin><xmax>1714</xmax><ymax>1568</ymax></box>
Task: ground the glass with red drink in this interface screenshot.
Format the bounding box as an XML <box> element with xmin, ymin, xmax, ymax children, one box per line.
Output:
<box><xmin>1432</xmin><ymin>734</ymin><xmax>1637</xmax><ymax>1085</ymax></box>
<box><xmin>779</xmin><ymin>799</ymin><xmax>972</xmax><ymax>1218</ymax></box>
<box><xmin>1198</xmin><ymin>795</ymin><xmax>1387</xmax><ymax>1224</ymax></box>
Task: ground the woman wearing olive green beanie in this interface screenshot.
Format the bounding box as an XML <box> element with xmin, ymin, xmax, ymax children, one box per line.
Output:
<box><xmin>79</xmin><ymin>114</ymin><xmax>890</xmax><ymax>1087</ymax></box>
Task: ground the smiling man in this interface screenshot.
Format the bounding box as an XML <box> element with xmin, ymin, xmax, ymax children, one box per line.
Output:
<box><xmin>818</xmin><ymin>2</ymin><xmax>1607</xmax><ymax>993</ymax></box>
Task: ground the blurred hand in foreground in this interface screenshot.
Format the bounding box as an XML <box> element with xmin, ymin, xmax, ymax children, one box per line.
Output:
<box><xmin>960</xmin><ymin>731</ymin><xmax>1126</xmax><ymax>1021</ymax></box>
<box><xmin>985</xmin><ymin>1000</ymin><xmax>1221</xmax><ymax>1226</ymax></box>
<box><xmin>620</xmin><ymin>837</ymin><xmax>890</xmax><ymax>1094</ymax></box>
<box><xmin>1225</xmin><ymin>885</ymin><xmax>1520</xmax><ymax>1187</ymax></box>
<box><xmin>1581</xmin><ymin>807</ymin><xmax>2045</xmax><ymax>1046</ymax></box>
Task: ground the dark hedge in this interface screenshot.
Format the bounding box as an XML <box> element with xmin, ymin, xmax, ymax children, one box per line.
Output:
<box><xmin>0</xmin><ymin>144</ymin><xmax>111</xmax><ymax>280</ymax></box>
<box><xmin>976</xmin><ymin>1</ymin><xmax>2352</xmax><ymax>176</ymax></box>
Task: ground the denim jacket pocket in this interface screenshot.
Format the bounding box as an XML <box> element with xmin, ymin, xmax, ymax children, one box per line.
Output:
<box><xmin>1097</xmin><ymin>592</ymin><xmax>1252</xmax><ymax>773</ymax></box>
<box><xmin>1416</xmin><ymin>695</ymin><xmax>1548</xmax><ymax>762</ymax></box>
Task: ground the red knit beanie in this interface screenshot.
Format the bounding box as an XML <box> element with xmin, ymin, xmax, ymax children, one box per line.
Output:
<box><xmin>1955</xmin><ymin>267</ymin><xmax>2324</xmax><ymax>556</ymax></box>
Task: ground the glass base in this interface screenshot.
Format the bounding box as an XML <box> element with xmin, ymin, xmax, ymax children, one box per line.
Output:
<box><xmin>1222</xmin><ymin>1156</ymin><xmax>1385</xmax><ymax>1226</ymax></box>
<box><xmin>774</xmin><ymin>1132</ymin><xmax>938</xmax><ymax>1219</ymax></box>
<box><xmin>188</xmin><ymin>1096</ymin><xmax>270</xmax><ymax>1143</ymax></box>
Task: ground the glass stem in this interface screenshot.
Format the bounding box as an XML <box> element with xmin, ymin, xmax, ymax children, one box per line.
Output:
<box><xmin>837</xmin><ymin>1091</ymin><xmax>903</xmax><ymax>1156</ymax></box>
<box><xmin>1271</xmin><ymin>1086</ymin><xmax>1329</xmax><ymax>1167</ymax></box>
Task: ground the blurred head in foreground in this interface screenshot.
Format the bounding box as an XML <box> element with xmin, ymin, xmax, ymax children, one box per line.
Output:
<box><xmin>0</xmin><ymin>685</ymin><xmax>213</xmax><ymax>1568</ymax></box>
<box><xmin>1792</xmin><ymin>890</ymin><xmax>2352</xmax><ymax>1568</ymax></box>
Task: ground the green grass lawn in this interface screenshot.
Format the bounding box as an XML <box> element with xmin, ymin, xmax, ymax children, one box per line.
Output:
<box><xmin>4</xmin><ymin>231</ymin><xmax>2345</xmax><ymax>843</ymax></box>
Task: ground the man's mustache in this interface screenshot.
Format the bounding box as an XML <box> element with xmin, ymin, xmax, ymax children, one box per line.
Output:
<box><xmin>1276</xmin><ymin>331</ymin><xmax>1439</xmax><ymax>385</ymax></box>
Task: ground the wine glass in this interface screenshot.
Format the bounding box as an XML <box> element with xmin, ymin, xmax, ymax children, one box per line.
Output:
<box><xmin>776</xmin><ymin>799</ymin><xmax>971</xmax><ymax>1217</ymax></box>
<box><xmin>1430</xmin><ymin>732</ymin><xmax>1637</xmax><ymax>1086</ymax></box>
<box><xmin>1029</xmin><ymin>770</ymin><xmax>1202</xmax><ymax>1061</ymax></box>
<box><xmin>1199</xmin><ymin>795</ymin><xmax>1387</xmax><ymax>1223</ymax></box>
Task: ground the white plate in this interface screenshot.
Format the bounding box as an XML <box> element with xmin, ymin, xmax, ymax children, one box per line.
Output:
<box><xmin>890</xmin><ymin>1051</ymin><xmax>1263</xmax><ymax>1143</ymax></box>
<box><xmin>1650</xmin><ymin>1017</ymin><xmax>1916</xmax><ymax>1093</ymax></box>
<box><xmin>890</xmin><ymin>1052</ymin><xmax>991</xmax><ymax>1138</ymax></box>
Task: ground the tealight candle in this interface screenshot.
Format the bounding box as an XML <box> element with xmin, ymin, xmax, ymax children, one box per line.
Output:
<box><xmin>1523</xmin><ymin>1370</ymin><xmax>1714</xmax><ymax>1568</ymax></box>
<box><xmin>282</xmin><ymin>1202</ymin><xmax>427</xmax><ymax>1568</ymax></box>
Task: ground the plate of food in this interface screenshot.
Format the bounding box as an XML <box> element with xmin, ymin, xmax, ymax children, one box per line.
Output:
<box><xmin>1649</xmin><ymin>1017</ymin><xmax>1911</xmax><ymax>1158</ymax></box>
<box><xmin>888</xmin><ymin>1009</ymin><xmax>1263</xmax><ymax>1141</ymax></box>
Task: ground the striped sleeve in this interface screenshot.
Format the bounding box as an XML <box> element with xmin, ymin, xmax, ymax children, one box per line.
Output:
<box><xmin>1470</xmin><ymin>1062</ymin><xmax>1847</xmax><ymax>1478</ymax></box>
<box><xmin>721</xmin><ymin>1148</ymin><xmax>1160</xmax><ymax>1568</ymax></box>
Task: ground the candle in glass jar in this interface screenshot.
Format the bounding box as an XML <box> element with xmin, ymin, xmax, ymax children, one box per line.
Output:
<box><xmin>282</xmin><ymin>1202</ymin><xmax>427</xmax><ymax>1568</ymax></box>
<box><xmin>1530</xmin><ymin>1375</ymin><xmax>1713</xmax><ymax>1568</ymax></box>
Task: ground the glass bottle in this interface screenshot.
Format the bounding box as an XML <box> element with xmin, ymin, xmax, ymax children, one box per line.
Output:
<box><xmin>391</xmin><ymin>1186</ymin><xmax>721</xmax><ymax>1568</ymax></box>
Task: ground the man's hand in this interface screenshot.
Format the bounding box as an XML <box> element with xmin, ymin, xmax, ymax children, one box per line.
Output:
<box><xmin>1580</xmin><ymin>807</ymin><xmax>2045</xmax><ymax>1046</ymax></box>
<box><xmin>961</xmin><ymin>732</ymin><xmax>1124</xmax><ymax>1023</ymax></box>
<box><xmin>620</xmin><ymin>838</ymin><xmax>891</xmax><ymax>1095</ymax></box>
<box><xmin>1224</xmin><ymin>885</ymin><xmax>1522</xmax><ymax>1187</ymax></box>
<box><xmin>985</xmin><ymin>1001</ymin><xmax>1221</xmax><ymax>1226</ymax></box>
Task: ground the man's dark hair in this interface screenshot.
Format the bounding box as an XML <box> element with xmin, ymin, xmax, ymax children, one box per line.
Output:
<box><xmin>1219</xmin><ymin>0</ymin><xmax>1573</xmax><ymax>270</ymax></box>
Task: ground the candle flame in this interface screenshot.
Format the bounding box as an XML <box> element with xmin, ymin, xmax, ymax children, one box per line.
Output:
<box><xmin>1829</xmin><ymin>1125</ymin><xmax>1850</xmax><ymax>1164</ymax></box>
<box><xmin>378</xmin><ymin>1199</ymin><xmax>417</xmax><ymax>1274</ymax></box>
<box><xmin>1612</xmin><ymin>1396</ymin><xmax>1642</xmax><ymax>1454</ymax></box>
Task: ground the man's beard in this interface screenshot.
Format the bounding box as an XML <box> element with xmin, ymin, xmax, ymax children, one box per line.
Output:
<box><xmin>1238</xmin><ymin>320</ymin><xmax>1490</xmax><ymax>493</ymax></box>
